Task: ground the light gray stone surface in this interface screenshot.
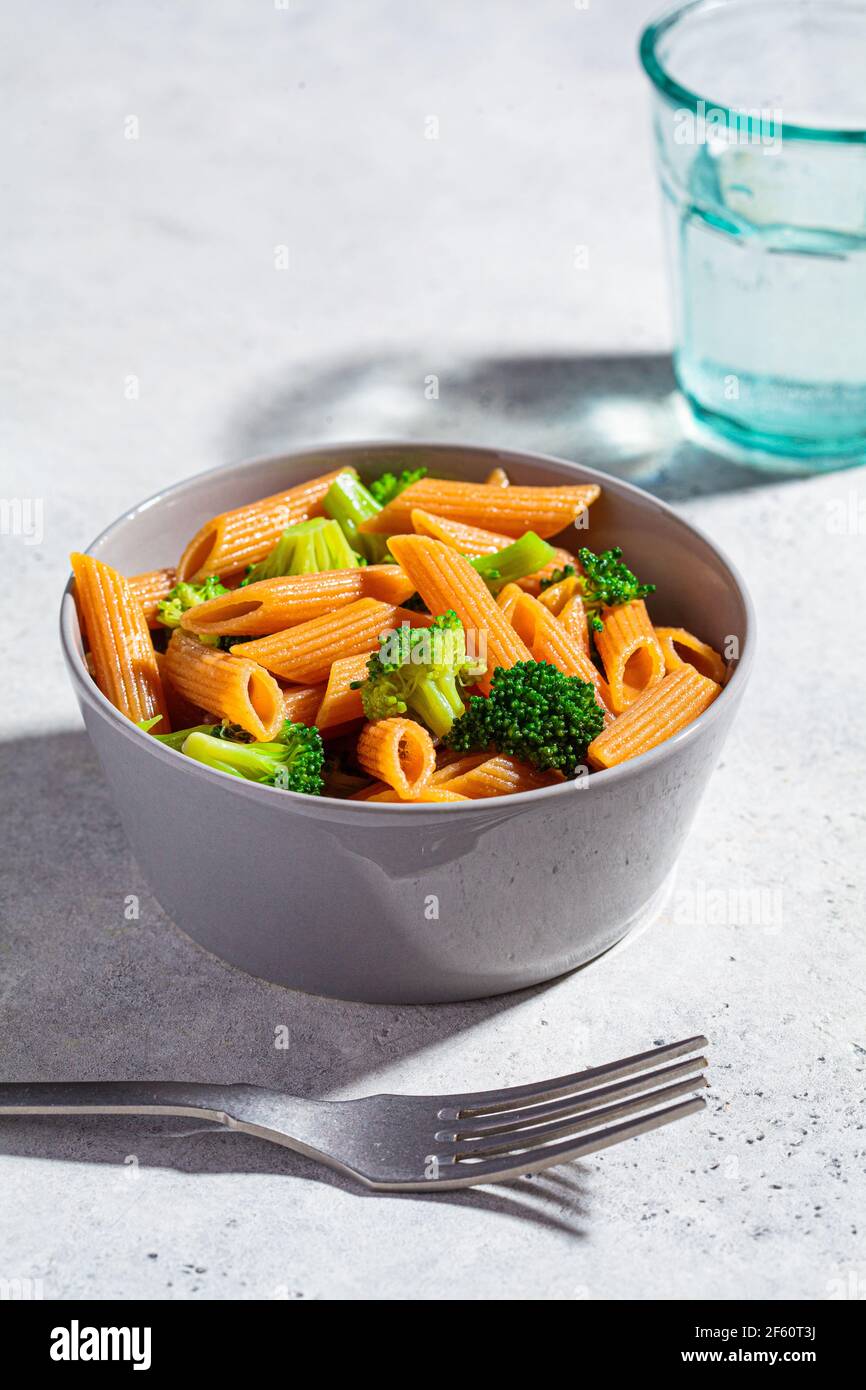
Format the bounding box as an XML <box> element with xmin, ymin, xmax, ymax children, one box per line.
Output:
<box><xmin>1</xmin><ymin>0</ymin><xmax>864</xmax><ymax>1301</ymax></box>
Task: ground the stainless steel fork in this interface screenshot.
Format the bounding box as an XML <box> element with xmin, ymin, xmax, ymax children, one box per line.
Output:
<box><xmin>0</xmin><ymin>1035</ymin><xmax>708</xmax><ymax>1191</ymax></box>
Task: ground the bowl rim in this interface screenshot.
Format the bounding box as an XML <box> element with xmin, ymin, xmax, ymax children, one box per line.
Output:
<box><xmin>60</xmin><ymin>439</ymin><xmax>756</xmax><ymax>814</ymax></box>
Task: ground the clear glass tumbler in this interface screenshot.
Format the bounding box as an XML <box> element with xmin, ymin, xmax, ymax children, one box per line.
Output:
<box><xmin>640</xmin><ymin>0</ymin><xmax>866</xmax><ymax>466</ymax></box>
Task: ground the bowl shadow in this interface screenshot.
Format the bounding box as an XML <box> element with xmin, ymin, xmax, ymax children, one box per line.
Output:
<box><xmin>224</xmin><ymin>350</ymin><xmax>807</xmax><ymax>503</ymax></box>
<box><xmin>0</xmin><ymin>728</ymin><xmax>597</xmax><ymax>1229</ymax></box>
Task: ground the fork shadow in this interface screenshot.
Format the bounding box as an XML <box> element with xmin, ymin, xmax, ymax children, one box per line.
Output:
<box><xmin>0</xmin><ymin>728</ymin><xmax>591</xmax><ymax>1232</ymax></box>
<box><xmin>224</xmin><ymin>350</ymin><xmax>808</xmax><ymax>503</ymax></box>
<box><xmin>0</xmin><ymin>1116</ymin><xmax>590</xmax><ymax>1238</ymax></box>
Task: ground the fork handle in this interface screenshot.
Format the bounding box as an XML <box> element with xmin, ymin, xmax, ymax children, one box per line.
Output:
<box><xmin>0</xmin><ymin>1081</ymin><xmax>250</xmax><ymax>1123</ymax></box>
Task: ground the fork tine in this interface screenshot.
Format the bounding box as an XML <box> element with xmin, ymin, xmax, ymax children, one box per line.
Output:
<box><xmin>426</xmin><ymin>1096</ymin><xmax>707</xmax><ymax>1188</ymax></box>
<box><xmin>441</xmin><ymin>1075</ymin><xmax>708</xmax><ymax>1159</ymax></box>
<box><xmin>443</xmin><ymin>1056</ymin><xmax>708</xmax><ymax>1137</ymax></box>
<box><xmin>437</xmin><ymin>1035</ymin><xmax>708</xmax><ymax>1117</ymax></box>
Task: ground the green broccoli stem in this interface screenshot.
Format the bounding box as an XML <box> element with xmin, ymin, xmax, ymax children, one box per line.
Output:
<box><xmin>323</xmin><ymin>473</ymin><xmax>391</xmax><ymax>563</ymax></box>
<box><xmin>181</xmin><ymin>731</ymin><xmax>257</xmax><ymax>777</ymax></box>
<box><xmin>470</xmin><ymin>532</ymin><xmax>555</xmax><ymax>591</ymax></box>
<box><xmin>411</xmin><ymin>676</ymin><xmax>467</xmax><ymax>740</ymax></box>
<box><xmin>154</xmin><ymin>723</ymin><xmax>216</xmax><ymax>751</ymax></box>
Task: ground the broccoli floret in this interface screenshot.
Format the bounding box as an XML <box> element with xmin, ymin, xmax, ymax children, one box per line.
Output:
<box><xmin>243</xmin><ymin>518</ymin><xmax>361</xmax><ymax>586</ymax></box>
<box><xmin>323</xmin><ymin>472</ymin><xmax>390</xmax><ymax>563</ymax></box>
<box><xmin>578</xmin><ymin>547</ymin><xmax>656</xmax><ymax>631</ymax></box>
<box><xmin>469</xmin><ymin>532</ymin><xmax>555</xmax><ymax>591</ymax></box>
<box><xmin>351</xmin><ymin>610</ymin><xmax>485</xmax><ymax>739</ymax></box>
<box><xmin>157</xmin><ymin>577</ymin><xmax>227</xmax><ymax>631</ymax></box>
<box><xmin>367</xmin><ymin>466</ymin><xmax>427</xmax><ymax>507</ymax></box>
<box><xmin>539</xmin><ymin>563</ymin><xmax>577</xmax><ymax>592</ymax></box>
<box><xmin>180</xmin><ymin>720</ymin><xmax>325</xmax><ymax>794</ymax></box>
<box><xmin>445</xmin><ymin>660</ymin><xmax>605</xmax><ymax>777</ymax></box>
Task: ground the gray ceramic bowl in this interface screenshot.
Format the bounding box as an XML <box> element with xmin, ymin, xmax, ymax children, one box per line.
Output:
<box><xmin>61</xmin><ymin>442</ymin><xmax>755</xmax><ymax>1004</ymax></box>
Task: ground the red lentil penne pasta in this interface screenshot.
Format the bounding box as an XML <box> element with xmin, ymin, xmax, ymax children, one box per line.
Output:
<box><xmin>281</xmin><ymin>683</ymin><xmax>325</xmax><ymax>726</ymax></box>
<box><xmin>366</xmin><ymin>786</ymin><xmax>470</xmax><ymax>803</ymax></box>
<box><xmin>71</xmin><ymin>553</ymin><xmax>170</xmax><ymax>732</ymax></box>
<box><xmin>409</xmin><ymin>508</ymin><xmax>574</xmax><ymax>592</ymax></box>
<box><xmin>654</xmin><ymin>626</ymin><xmax>727</xmax><ymax>685</ymax></box>
<box><xmin>538</xmin><ymin>574</ymin><xmax>579</xmax><ymax>614</ymax></box>
<box><xmin>356</xmin><ymin>717</ymin><xmax>436</xmax><ymax>798</ymax></box>
<box><xmin>540</xmin><ymin>560</ymin><xmax>584</xmax><ymax>591</ymax></box>
<box><xmin>509</xmin><ymin>591</ymin><xmax>611</xmax><ymax>715</ymax></box>
<box><xmin>362</xmin><ymin>479</ymin><xmax>600</xmax><ymax>538</ymax></box>
<box><xmin>410</xmin><ymin>508</ymin><xmax>512</xmax><ymax>554</ymax></box>
<box><xmin>180</xmin><ymin>565</ymin><xmax>414</xmax><ymax>638</ymax></box>
<box><xmin>386</xmin><ymin>536</ymin><xmax>532</xmax><ymax>694</ymax></box>
<box><xmin>350</xmin><ymin>780</ymin><xmax>389</xmax><ymax>800</ymax></box>
<box><xmin>177</xmin><ymin>467</ymin><xmax>355</xmax><ymax>582</ymax></box>
<box><xmin>127</xmin><ymin>567</ymin><xmax>177</xmax><ymax>627</ymax></box>
<box><xmin>496</xmin><ymin>581</ymin><xmax>524</xmax><ymax>623</ymax></box>
<box><xmin>163</xmin><ymin>630</ymin><xmax>283</xmax><ymax>740</ymax></box>
<box><xmin>157</xmin><ymin>651</ymin><xmax>209</xmax><ymax>729</ymax></box>
<box><xmin>443</xmin><ymin>755</ymin><xmax>563</xmax><ymax>798</ymax></box>
<box><xmin>557</xmin><ymin>593</ymin><xmax>590</xmax><ymax>651</ymax></box>
<box><xmin>594</xmin><ymin>600</ymin><xmax>665</xmax><ymax>714</ymax></box>
<box><xmin>484</xmin><ymin>466</ymin><xmax>510</xmax><ymax>487</ymax></box>
<box><xmin>516</xmin><ymin>551</ymin><xmax>580</xmax><ymax>595</ymax></box>
<box><xmin>230</xmin><ymin>600</ymin><xmax>429</xmax><ymax>685</ymax></box>
<box><xmin>587</xmin><ymin>665</ymin><xmax>720</xmax><ymax>770</ymax></box>
<box><xmin>431</xmin><ymin>753</ymin><xmax>489</xmax><ymax>785</ymax></box>
<box><xmin>315</xmin><ymin>652</ymin><xmax>370</xmax><ymax>731</ymax></box>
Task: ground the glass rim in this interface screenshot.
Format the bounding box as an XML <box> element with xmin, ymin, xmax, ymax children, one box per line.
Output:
<box><xmin>639</xmin><ymin>0</ymin><xmax>866</xmax><ymax>144</ymax></box>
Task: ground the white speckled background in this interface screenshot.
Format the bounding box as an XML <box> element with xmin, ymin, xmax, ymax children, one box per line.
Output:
<box><xmin>1</xmin><ymin>0</ymin><xmax>864</xmax><ymax>1300</ymax></box>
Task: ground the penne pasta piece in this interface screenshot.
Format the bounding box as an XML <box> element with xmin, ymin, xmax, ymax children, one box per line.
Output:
<box><xmin>409</xmin><ymin>508</ymin><xmax>574</xmax><ymax>593</ymax></box>
<box><xmin>386</xmin><ymin>536</ymin><xmax>532</xmax><ymax>694</ymax></box>
<box><xmin>163</xmin><ymin>630</ymin><xmax>283</xmax><ymax>740</ymax></box>
<box><xmin>443</xmin><ymin>755</ymin><xmax>563</xmax><ymax>799</ymax></box>
<box><xmin>357</xmin><ymin>717</ymin><xmax>436</xmax><ymax>798</ymax></box>
<box><xmin>362</xmin><ymin>479</ymin><xmax>600</xmax><ymax>538</ymax></box>
<box><xmin>484</xmin><ymin>466</ymin><xmax>510</xmax><ymax>487</ymax></box>
<box><xmin>365</xmin><ymin>787</ymin><xmax>470</xmax><ymax>803</ymax></box>
<box><xmin>594</xmin><ymin>600</ymin><xmax>665</xmax><ymax>714</ymax></box>
<box><xmin>409</xmin><ymin>508</ymin><xmax>512</xmax><ymax>555</ymax></box>
<box><xmin>509</xmin><ymin>591</ymin><xmax>611</xmax><ymax>715</ymax></box>
<box><xmin>534</xmin><ymin>568</ymin><xmax>589</xmax><ymax>645</ymax></box>
<box><xmin>157</xmin><ymin>651</ymin><xmax>209</xmax><ymax>730</ymax></box>
<box><xmin>128</xmin><ymin>567</ymin><xmax>177</xmax><ymax>627</ymax></box>
<box><xmin>230</xmin><ymin>600</ymin><xmax>429</xmax><ymax>685</ymax></box>
<box><xmin>587</xmin><ymin>665</ymin><xmax>720</xmax><ymax>770</ymax></box>
<box><xmin>557</xmin><ymin>593</ymin><xmax>590</xmax><ymax>652</ymax></box>
<box><xmin>177</xmin><ymin>467</ymin><xmax>355</xmax><ymax>582</ymax></box>
<box><xmin>654</xmin><ymin>626</ymin><xmax>727</xmax><ymax>685</ymax></box>
<box><xmin>496</xmin><ymin>582</ymin><xmax>524</xmax><ymax>623</ymax></box>
<box><xmin>350</xmin><ymin>780</ymin><xmax>389</xmax><ymax>800</ymax></box>
<box><xmin>430</xmin><ymin>753</ymin><xmax>489</xmax><ymax>785</ymax></box>
<box><xmin>516</xmin><ymin>551</ymin><xmax>580</xmax><ymax>596</ymax></box>
<box><xmin>315</xmin><ymin>652</ymin><xmax>371</xmax><ymax>731</ymax></box>
<box><xmin>71</xmin><ymin>553</ymin><xmax>170</xmax><ymax>732</ymax></box>
<box><xmin>538</xmin><ymin>574</ymin><xmax>579</xmax><ymax>614</ymax></box>
<box><xmin>180</xmin><ymin>565</ymin><xmax>414</xmax><ymax>638</ymax></box>
<box><xmin>281</xmin><ymin>683</ymin><xmax>325</xmax><ymax>727</ymax></box>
